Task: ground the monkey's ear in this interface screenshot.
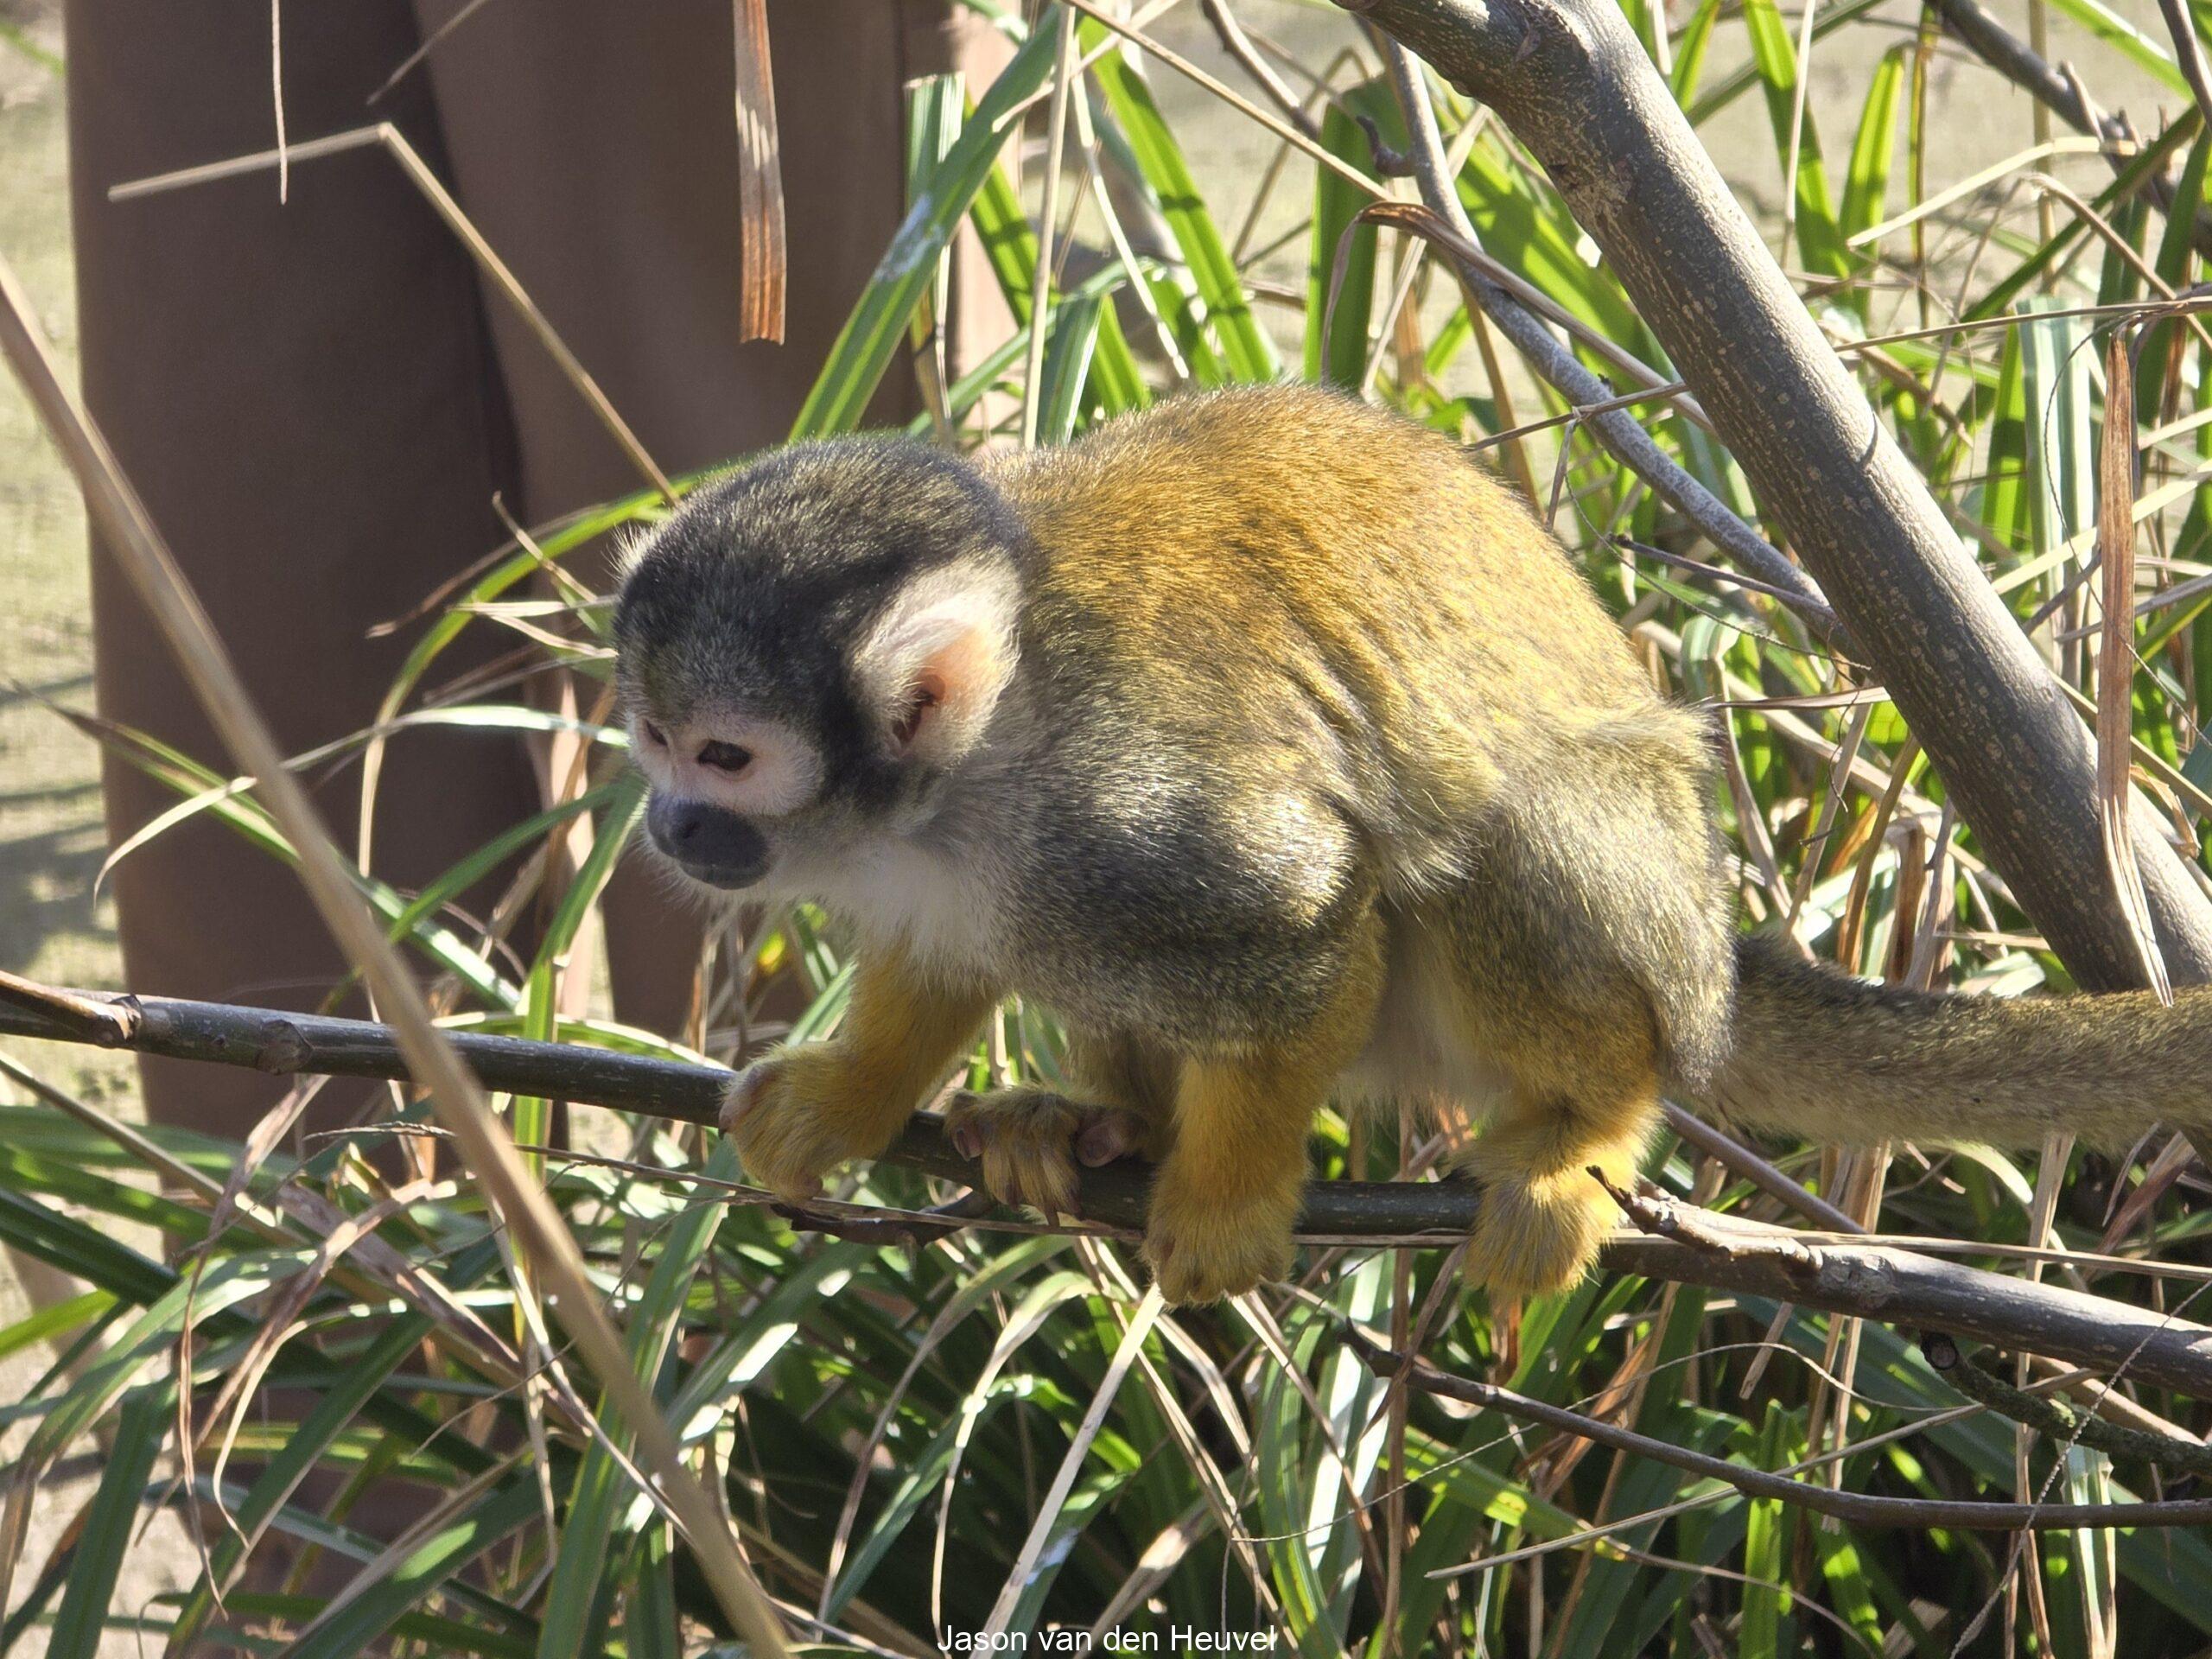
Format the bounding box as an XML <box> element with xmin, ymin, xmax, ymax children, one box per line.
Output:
<box><xmin>853</xmin><ymin>562</ymin><xmax>1019</xmax><ymax>766</ymax></box>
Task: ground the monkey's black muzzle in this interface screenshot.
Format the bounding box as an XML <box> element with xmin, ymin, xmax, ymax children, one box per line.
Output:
<box><xmin>645</xmin><ymin>795</ymin><xmax>770</xmax><ymax>890</ymax></box>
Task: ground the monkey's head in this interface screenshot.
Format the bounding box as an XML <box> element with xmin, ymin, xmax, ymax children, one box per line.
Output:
<box><xmin>613</xmin><ymin>439</ymin><xmax>1024</xmax><ymax>896</ymax></box>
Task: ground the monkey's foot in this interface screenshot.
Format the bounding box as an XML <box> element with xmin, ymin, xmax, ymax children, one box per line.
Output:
<box><xmin>942</xmin><ymin>1087</ymin><xmax>1148</xmax><ymax>1217</ymax></box>
<box><xmin>1459</xmin><ymin>1162</ymin><xmax>1617</xmax><ymax>1300</ymax></box>
<box><xmin>1141</xmin><ymin>1173</ymin><xmax>1298</xmax><ymax>1305</ymax></box>
<box><xmin>721</xmin><ymin>1046</ymin><xmax>892</xmax><ymax>1207</ymax></box>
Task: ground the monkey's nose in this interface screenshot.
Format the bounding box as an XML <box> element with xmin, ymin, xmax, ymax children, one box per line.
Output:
<box><xmin>645</xmin><ymin>795</ymin><xmax>770</xmax><ymax>889</ymax></box>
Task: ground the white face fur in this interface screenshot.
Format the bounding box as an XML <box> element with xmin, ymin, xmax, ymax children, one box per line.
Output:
<box><xmin>626</xmin><ymin>553</ymin><xmax>1020</xmax><ymax>815</ymax></box>
<box><xmin>627</xmin><ymin>706</ymin><xmax>824</xmax><ymax>820</ymax></box>
<box><xmin>625</xmin><ymin>555</ymin><xmax>1022</xmax><ymax>925</ymax></box>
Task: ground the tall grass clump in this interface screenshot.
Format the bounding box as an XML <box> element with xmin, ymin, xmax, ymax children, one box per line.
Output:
<box><xmin>8</xmin><ymin>3</ymin><xmax>2212</xmax><ymax>1654</ymax></box>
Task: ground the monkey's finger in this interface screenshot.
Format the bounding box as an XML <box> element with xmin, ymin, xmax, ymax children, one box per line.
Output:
<box><xmin>942</xmin><ymin>1094</ymin><xmax>995</xmax><ymax>1163</ymax></box>
<box><xmin>988</xmin><ymin>1145</ymin><xmax>1077</xmax><ymax>1215</ymax></box>
<box><xmin>1075</xmin><ymin>1110</ymin><xmax>1147</xmax><ymax>1167</ymax></box>
<box><xmin>718</xmin><ymin>1060</ymin><xmax>778</xmax><ymax>1135</ymax></box>
<box><xmin>976</xmin><ymin>1145</ymin><xmax>1020</xmax><ymax>1205</ymax></box>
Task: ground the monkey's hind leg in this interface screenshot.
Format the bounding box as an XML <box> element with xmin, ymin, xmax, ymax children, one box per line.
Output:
<box><xmin>1144</xmin><ymin>926</ymin><xmax>1383</xmax><ymax>1305</ymax></box>
<box><xmin>1459</xmin><ymin>1049</ymin><xmax>1657</xmax><ymax>1300</ymax></box>
<box><xmin>942</xmin><ymin>1032</ymin><xmax>1173</xmax><ymax>1217</ymax></box>
<box><xmin>1439</xmin><ymin>791</ymin><xmax>1705</xmax><ymax>1300</ymax></box>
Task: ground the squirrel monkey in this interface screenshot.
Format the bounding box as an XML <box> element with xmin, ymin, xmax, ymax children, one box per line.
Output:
<box><xmin>614</xmin><ymin>385</ymin><xmax>2212</xmax><ymax>1306</ymax></box>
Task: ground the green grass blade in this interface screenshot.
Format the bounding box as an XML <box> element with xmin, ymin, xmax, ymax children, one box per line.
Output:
<box><xmin>1669</xmin><ymin>0</ymin><xmax>1722</xmax><ymax>101</ymax></box>
<box><xmin>209</xmin><ymin>1596</ymin><xmax>534</xmax><ymax>1659</ymax></box>
<box><xmin>629</xmin><ymin>1525</ymin><xmax>681</xmax><ymax>1658</ymax></box>
<box><xmin>969</xmin><ymin>149</ymin><xmax>1147</xmax><ymax>416</ymax></box>
<box><xmin>1840</xmin><ymin>45</ymin><xmax>1905</xmax><ymax>245</ymax></box>
<box><xmin>2139</xmin><ymin>124</ymin><xmax>2212</xmax><ymax>424</ymax></box>
<box><xmin>1306</xmin><ymin>96</ymin><xmax>1382</xmax><ymax>386</ymax></box>
<box><xmin>83</xmin><ymin>721</ymin><xmax>520</xmax><ymax>1007</ymax></box>
<box><xmin>1038</xmin><ymin>290</ymin><xmax>1105</xmax><ymax>442</ymax></box>
<box><xmin>1685</xmin><ymin>0</ymin><xmax>1886</xmax><ymax>125</ymax></box>
<box><xmin>537</xmin><ymin>1146</ymin><xmax>738</xmax><ymax>1659</ymax></box>
<box><xmin>1085</xmin><ymin>21</ymin><xmax>1279</xmax><ymax>383</ymax></box>
<box><xmin>0</xmin><ymin>1185</ymin><xmax>181</xmax><ymax>1309</ymax></box>
<box><xmin>510</xmin><ymin>776</ymin><xmax>646</xmax><ymax>1173</ymax></box>
<box><xmin>2042</xmin><ymin>0</ymin><xmax>2190</xmax><ymax>93</ymax></box>
<box><xmin>22</xmin><ymin>1258</ymin><xmax>275</xmax><ymax>1473</ymax></box>
<box><xmin>381</xmin><ymin>784</ymin><xmax>617</xmax><ymax>952</ymax></box>
<box><xmin>1738</xmin><ymin>1402</ymin><xmax>1796</xmax><ymax>1658</ymax></box>
<box><xmin>281</xmin><ymin>1474</ymin><xmax>543</xmax><ymax>1659</ymax></box>
<box><xmin>0</xmin><ymin>20</ymin><xmax>61</xmax><ymax>74</ymax></box>
<box><xmin>2020</xmin><ymin>298</ymin><xmax>2097</xmax><ymax>564</ymax></box>
<box><xmin>1739</xmin><ymin>0</ymin><xmax>1850</xmax><ymax>280</ymax></box>
<box><xmin>792</xmin><ymin>24</ymin><xmax>1059</xmax><ymax>437</ymax></box>
<box><xmin>44</xmin><ymin>1380</ymin><xmax>175</xmax><ymax>1659</ymax></box>
<box><xmin>163</xmin><ymin>1237</ymin><xmax>507</xmax><ymax>1650</ymax></box>
<box><xmin>0</xmin><ymin>1290</ymin><xmax>112</xmax><ymax>1366</ymax></box>
<box><xmin>1454</xmin><ymin>139</ymin><xmax>1642</xmax><ymax>343</ymax></box>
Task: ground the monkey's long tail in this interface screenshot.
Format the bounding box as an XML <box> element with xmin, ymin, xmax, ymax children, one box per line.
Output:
<box><xmin>1708</xmin><ymin>933</ymin><xmax>2212</xmax><ymax>1148</ymax></box>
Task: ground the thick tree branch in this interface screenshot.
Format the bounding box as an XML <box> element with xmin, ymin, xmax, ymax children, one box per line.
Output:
<box><xmin>1342</xmin><ymin>0</ymin><xmax>2212</xmax><ymax>995</ymax></box>
<box><xmin>7</xmin><ymin>976</ymin><xmax>2212</xmax><ymax>1397</ymax></box>
<box><xmin>1381</xmin><ymin>45</ymin><xmax>1843</xmax><ymax>637</ymax></box>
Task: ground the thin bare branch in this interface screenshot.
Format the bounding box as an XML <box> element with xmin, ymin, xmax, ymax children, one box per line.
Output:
<box><xmin>1375</xmin><ymin>53</ymin><xmax>1840</xmax><ymax>637</ymax></box>
<box><xmin>1200</xmin><ymin>0</ymin><xmax>1324</xmax><ymax>142</ymax></box>
<box><xmin>8</xmin><ymin>980</ymin><xmax>2212</xmax><ymax>1395</ymax></box>
<box><xmin>1923</xmin><ymin>1335</ymin><xmax>2212</xmax><ymax>1475</ymax></box>
<box><xmin>2154</xmin><ymin>0</ymin><xmax>2212</xmax><ymax>140</ymax></box>
<box><xmin>107</xmin><ymin>125</ymin><xmax>677</xmax><ymax>502</ymax></box>
<box><xmin>1351</xmin><ymin>1332</ymin><xmax>2212</xmax><ymax>1530</ymax></box>
<box><xmin>1023</xmin><ymin>7</ymin><xmax>1078</xmax><ymax>450</ymax></box>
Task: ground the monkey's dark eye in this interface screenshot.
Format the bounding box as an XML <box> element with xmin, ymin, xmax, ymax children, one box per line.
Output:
<box><xmin>640</xmin><ymin>721</ymin><xmax>667</xmax><ymax>747</ymax></box>
<box><xmin>697</xmin><ymin>741</ymin><xmax>753</xmax><ymax>774</ymax></box>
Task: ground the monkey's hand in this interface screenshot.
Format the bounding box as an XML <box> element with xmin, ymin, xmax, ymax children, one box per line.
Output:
<box><xmin>721</xmin><ymin>1046</ymin><xmax>905</xmax><ymax>1207</ymax></box>
<box><xmin>942</xmin><ymin>1088</ymin><xmax>1149</xmax><ymax>1217</ymax></box>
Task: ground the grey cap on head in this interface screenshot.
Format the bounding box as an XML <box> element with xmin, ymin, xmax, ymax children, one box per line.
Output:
<box><xmin>614</xmin><ymin>437</ymin><xmax>1027</xmax><ymax>809</ymax></box>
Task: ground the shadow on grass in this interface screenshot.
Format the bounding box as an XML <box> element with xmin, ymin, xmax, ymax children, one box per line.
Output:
<box><xmin>0</xmin><ymin>815</ymin><xmax>108</xmax><ymax>976</ymax></box>
<box><xmin>0</xmin><ymin>671</ymin><xmax>92</xmax><ymax>709</ymax></box>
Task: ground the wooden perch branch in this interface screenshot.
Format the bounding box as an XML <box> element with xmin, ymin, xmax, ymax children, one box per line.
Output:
<box><xmin>8</xmin><ymin>974</ymin><xmax>2212</xmax><ymax>1397</ymax></box>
